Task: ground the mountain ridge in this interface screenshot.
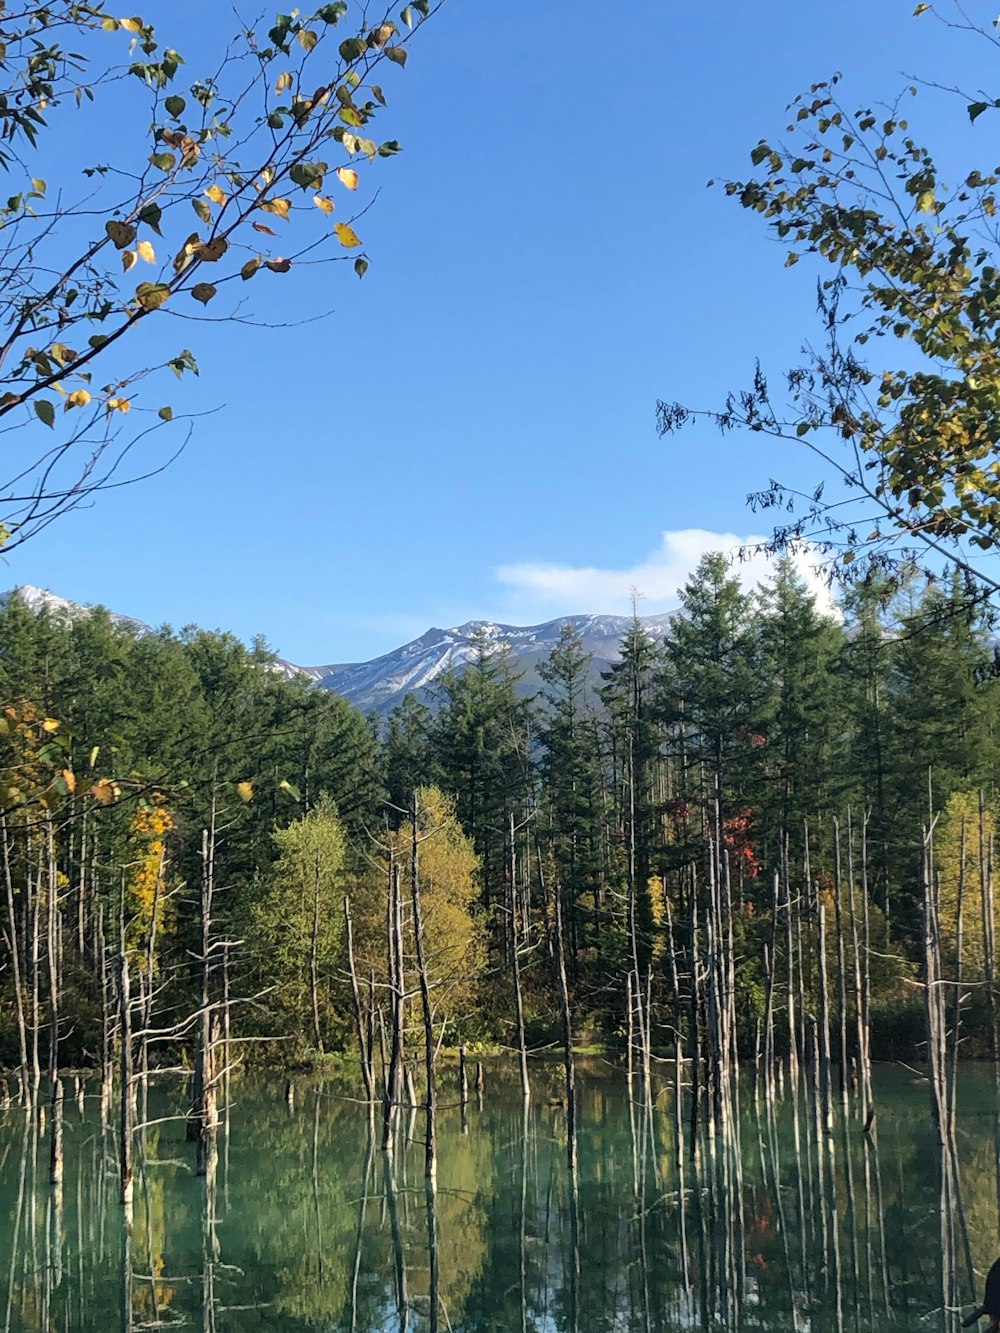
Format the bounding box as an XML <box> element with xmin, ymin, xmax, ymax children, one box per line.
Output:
<box><xmin>5</xmin><ymin>585</ymin><xmax>669</xmax><ymax>715</ymax></box>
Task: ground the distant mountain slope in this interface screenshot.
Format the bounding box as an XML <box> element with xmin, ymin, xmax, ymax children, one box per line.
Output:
<box><xmin>4</xmin><ymin>587</ymin><xmax>669</xmax><ymax>715</ymax></box>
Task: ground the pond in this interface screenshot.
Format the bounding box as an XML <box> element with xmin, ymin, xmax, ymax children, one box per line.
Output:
<box><xmin>0</xmin><ymin>1058</ymin><xmax>998</xmax><ymax>1332</ymax></box>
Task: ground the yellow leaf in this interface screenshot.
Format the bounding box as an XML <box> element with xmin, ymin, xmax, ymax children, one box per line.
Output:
<box><xmin>275</xmin><ymin>71</ymin><xmax>292</xmax><ymax>94</ymax></box>
<box><xmin>313</xmin><ymin>194</ymin><xmax>335</xmax><ymax>215</ymax></box>
<box><xmin>61</xmin><ymin>768</ymin><xmax>76</xmax><ymax>795</ymax></box>
<box><xmin>135</xmin><ymin>282</ymin><xmax>171</xmax><ymax>311</ymax></box>
<box><xmin>334</xmin><ymin>222</ymin><xmax>361</xmax><ymax>247</ymax></box>
<box><xmin>136</xmin><ymin>239</ymin><xmax>156</xmax><ymax>264</ymax></box>
<box><xmin>260</xmin><ymin>197</ymin><xmax>291</xmax><ymax>220</ymax></box>
<box><xmin>89</xmin><ymin>777</ymin><xmax>120</xmax><ymax>807</ymax></box>
<box><xmin>106</xmin><ymin>396</ymin><xmax>132</xmax><ymax>414</ymax></box>
<box><xmin>235</xmin><ymin>780</ymin><xmax>254</xmax><ymax>803</ymax></box>
<box><xmin>42</xmin><ymin>717</ymin><xmax>60</xmax><ymax>733</ymax></box>
<box><xmin>204</xmin><ymin>183</ymin><xmax>227</xmax><ymax>206</ymax></box>
<box><xmin>122</xmin><ymin>249</ymin><xmax>138</xmax><ymax>272</ymax></box>
<box><xmin>120</xmin><ymin>17</ymin><xmax>143</xmax><ymax>33</ymax></box>
<box><xmin>65</xmin><ymin>389</ymin><xmax>92</xmax><ymax>410</ymax></box>
<box><xmin>88</xmin><ymin>745</ymin><xmax>100</xmax><ymax>769</ymax></box>
<box><xmin>336</xmin><ymin>167</ymin><xmax>359</xmax><ymax>190</ymax></box>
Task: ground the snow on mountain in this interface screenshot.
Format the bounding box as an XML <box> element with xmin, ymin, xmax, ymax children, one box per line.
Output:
<box><xmin>9</xmin><ymin>584</ymin><xmax>153</xmax><ymax>637</ymax></box>
<box><xmin>4</xmin><ymin>587</ymin><xmax>670</xmax><ymax>715</ymax></box>
<box><xmin>292</xmin><ymin>612</ymin><xmax>674</xmax><ymax>713</ymax></box>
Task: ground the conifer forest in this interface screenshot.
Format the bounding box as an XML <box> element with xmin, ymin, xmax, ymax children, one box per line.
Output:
<box><xmin>4</xmin><ymin>1</ymin><xmax>1000</xmax><ymax>1331</ymax></box>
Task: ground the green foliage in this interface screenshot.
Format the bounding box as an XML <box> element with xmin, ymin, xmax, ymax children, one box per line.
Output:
<box><xmin>0</xmin><ymin>1</ymin><xmax>438</xmax><ymax>549</ymax></box>
<box><xmin>657</xmin><ymin>41</ymin><xmax>1000</xmax><ymax>595</ymax></box>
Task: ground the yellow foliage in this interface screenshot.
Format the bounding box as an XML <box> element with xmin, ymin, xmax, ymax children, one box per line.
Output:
<box><xmin>936</xmin><ymin>790</ymin><xmax>999</xmax><ymax>975</ymax></box>
<box><xmin>126</xmin><ymin>797</ymin><xmax>175</xmax><ymax>959</ymax></box>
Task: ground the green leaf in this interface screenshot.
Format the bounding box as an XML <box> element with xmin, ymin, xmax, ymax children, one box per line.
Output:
<box><xmin>298</xmin><ymin>28</ymin><xmax>318</xmax><ymax>52</ymax></box>
<box><xmin>279</xmin><ymin>778</ymin><xmax>302</xmax><ymax>801</ymax></box>
<box><xmin>241</xmin><ymin>256</ymin><xmax>262</xmax><ymax>281</ymax></box>
<box><xmin>192</xmin><ymin>197</ymin><xmax>212</xmax><ymax>223</ymax></box>
<box><xmin>139</xmin><ymin>202</ymin><xmax>163</xmax><ymax>234</ymax></box>
<box><xmin>150</xmin><ymin>151</ymin><xmax>176</xmax><ymax>172</ymax></box>
<box><xmin>164</xmin><ymin>94</ymin><xmax>186</xmax><ymax>118</ymax></box>
<box><xmin>191</xmin><ymin>283</ymin><xmax>217</xmax><ymax>305</ymax></box>
<box><xmin>158</xmin><ymin>405</ymin><xmax>173</xmax><ymax>421</ymax></box>
<box><xmin>401</xmin><ymin>4</ymin><xmax>414</xmax><ymax>27</ymax></box>
<box><xmin>354</xmin><ymin>256</ymin><xmax>368</xmax><ymax>279</ymax></box>
<box><xmin>339</xmin><ymin>36</ymin><xmax>366</xmax><ymax>61</ymax></box>
<box><xmin>34</xmin><ymin>400</ymin><xmax>55</xmax><ymax>428</ymax></box>
<box><xmin>385</xmin><ymin>45</ymin><xmax>407</xmax><ymax>66</ymax></box>
<box><xmin>913</xmin><ymin>2</ymin><xmax>930</xmax><ymax>12</ymax></box>
<box><xmin>969</xmin><ymin>102</ymin><xmax>990</xmax><ymax>123</ymax></box>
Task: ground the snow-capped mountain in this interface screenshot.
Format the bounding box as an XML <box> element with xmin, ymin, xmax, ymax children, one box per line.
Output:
<box><xmin>4</xmin><ymin>587</ymin><xmax>670</xmax><ymax>715</ymax></box>
<box><xmin>291</xmin><ymin>612</ymin><xmax>674</xmax><ymax>713</ymax></box>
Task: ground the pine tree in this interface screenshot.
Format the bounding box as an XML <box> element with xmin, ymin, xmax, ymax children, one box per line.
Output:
<box><xmin>538</xmin><ymin>626</ymin><xmax>604</xmax><ymax>971</ymax></box>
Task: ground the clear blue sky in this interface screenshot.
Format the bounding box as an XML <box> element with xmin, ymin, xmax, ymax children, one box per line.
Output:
<box><xmin>7</xmin><ymin>1</ymin><xmax>996</xmax><ymax>664</ymax></box>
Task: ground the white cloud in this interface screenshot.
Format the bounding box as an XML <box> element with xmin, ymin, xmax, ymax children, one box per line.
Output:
<box><xmin>495</xmin><ymin>528</ymin><xmax>837</xmax><ymax>620</ymax></box>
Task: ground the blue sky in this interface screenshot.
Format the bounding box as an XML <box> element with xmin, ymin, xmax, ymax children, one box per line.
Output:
<box><xmin>7</xmin><ymin>0</ymin><xmax>998</xmax><ymax>664</ymax></box>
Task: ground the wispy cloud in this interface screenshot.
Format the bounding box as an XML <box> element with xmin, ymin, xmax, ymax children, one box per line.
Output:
<box><xmin>495</xmin><ymin>528</ymin><xmax>836</xmax><ymax>619</ymax></box>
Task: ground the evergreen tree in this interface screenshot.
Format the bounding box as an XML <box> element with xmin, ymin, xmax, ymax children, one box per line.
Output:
<box><xmin>661</xmin><ymin>553</ymin><xmax>767</xmax><ymax>893</ymax></box>
<box><xmin>756</xmin><ymin>559</ymin><xmax>843</xmax><ymax>868</ymax></box>
<box><xmin>538</xmin><ymin>626</ymin><xmax>603</xmax><ymax>971</ymax></box>
<box><xmin>431</xmin><ymin>628</ymin><xmax>534</xmax><ymax>913</ymax></box>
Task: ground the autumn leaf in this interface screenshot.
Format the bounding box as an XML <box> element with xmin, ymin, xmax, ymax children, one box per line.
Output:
<box><xmin>60</xmin><ymin>769</ymin><xmax>76</xmax><ymax>795</ymax></box>
<box><xmin>42</xmin><ymin>718</ymin><xmax>60</xmax><ymax>733</ymax></box>
<box><xmin>265</xmin><ymin>257</ymin><xmax>292</xmax><ymax>272</ymax></box>
<box><xmin>336</xmin><ymin>167</ymin><xmax>358</xmax><ymax>190</ymax></box>
<box><xmin>204</xmin><ymin>183</ymin><xmax>227</xmax><ymax>206</ymax></box>
<box><xmin>196</xmin><ymin>236</ymin><xmax>228</xmax><ymax>262</ymax></box>
<box><xmin>106</xmin><ymin>219</ymin><xmax>136</xmax><ymax>249</ymax></box>
<box><xmin>191</xmin><ymin>283</ymin><xmax>217</xmax><ymax>304</ymax></box>
<box><xmin>334</xmin><ymin>221</ymin><xmax>361</xmax><ymax>247</ymax></box>
<box><xmin>122</xmin><ymin>249</ymin><xmax>138</xmax><ymax>272</ymax></box>
<box><xmin>89</xmin><ymin>777</ymin><xmax>120</xmax><ymax>806</ymax></box>
<box><xmin>275</xmin><ymin>71</ymin><xmax>292</xmax><ymax>93</ymax></box>
<box><xmin>235</xmin><ymin>780</ymin><xmax>254</xmax><ymax>802</ymax></box>
<box><xmin>313</xmin><ymin>195</ymin><xmax>335</xmax><ymax>214</ymax></box>
<box><xmin>65</xmin><ymin>389</ymin><xmax>91</xmax><ymax>410</ymax></box>
<box><xmin>252</xmin><ymin>221</ymin><xmax>278</xmax><ymax>235</ymax></box>
<box><xmin>135</xmin><ymin>282</ymin><xmax>171</xmax><ymax>311</ymax></box>
<box><xmin>106</xmin><ymin>397</ymin><xmax>132</xmax><ymax>414</ymax></box>
<box><xmin>259</xmin><ymin>197</ymin><xmax>291</xmax><ymax>220</ymax></box>
<box><xmin>137</xmin><ymin>239</ymin><xmax>156</xmax><ymax>263</ymax></box>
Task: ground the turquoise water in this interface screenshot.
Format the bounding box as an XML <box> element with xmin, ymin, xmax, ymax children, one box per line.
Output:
<box><xmin>0</xmin><ymin>1059</ymin><xmax>997</xmax><ymax>1331</ymax></box>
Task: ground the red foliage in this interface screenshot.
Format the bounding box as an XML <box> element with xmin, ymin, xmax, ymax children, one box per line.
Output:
<box><xmin>722</xmin><ymin>808</ymin><xmax>761</xmax><ymax>879</ymax></box>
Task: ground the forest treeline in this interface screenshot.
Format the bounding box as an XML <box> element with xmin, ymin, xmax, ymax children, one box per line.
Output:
<box><xmin>0</xmin><ymin>554</ymin><xmax>998</xmax><ymax>1081</ymax></box>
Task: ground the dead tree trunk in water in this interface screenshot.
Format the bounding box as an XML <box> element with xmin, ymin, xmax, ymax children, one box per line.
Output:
<box><xmin>119</xmin><ymin>947</ymin><xmax>134</xmax><ymax>1205</ymax></box>
<box><xmin>510</xmin><ymin>812</ymin><xmax>530</xmax><ymax>1103</ymax></box>
<box><xmin>190</xmin><ymin>815</ymin><xmax>218</xmax><ymax>1177</ymax></box>
<box><xmin>409</xmin><ymin>792</ymin><xmax>438</xmax><ymax>1182</ymax></box>
<box><xmin>344</xmin><ymin>897</ymin><xmax>374</xmax><ymax>1103</ymax></box>
<box><xmin>1</xmin><ymin>815</ymin><xmax>30</xmax><ymax>1104</ymax></box>
<box><xmin>553</xmin><ymin>882</ymin><xmax>577</xmax><ymax>1173</ymax></box>
<box><xmin>381</xmin><ymin>859</ymin><xmax>405</xmax><ymax>1154</ymax></box>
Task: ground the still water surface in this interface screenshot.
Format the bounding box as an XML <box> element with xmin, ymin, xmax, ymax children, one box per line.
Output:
<box><xmin>1</xmin><ymin>1059</ymin><xmax>999</xmax><ymax>1332</ymax></box>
